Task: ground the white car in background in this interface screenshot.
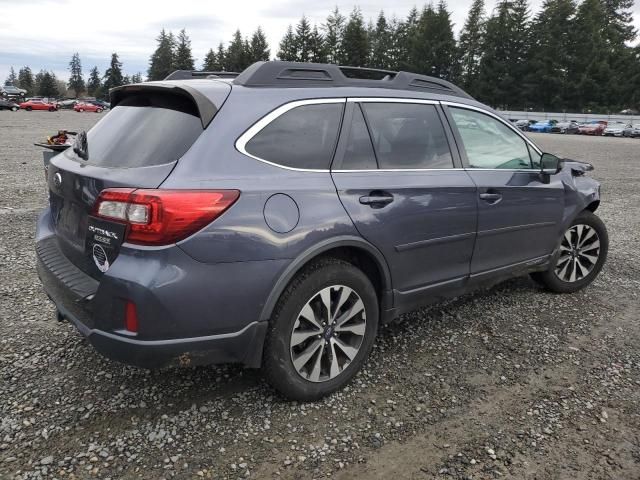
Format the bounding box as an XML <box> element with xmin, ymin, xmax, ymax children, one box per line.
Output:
<box><xmin>603</xmin><ymin>122</ymin><xmax>630</xmax><ymax>137</ymax></box>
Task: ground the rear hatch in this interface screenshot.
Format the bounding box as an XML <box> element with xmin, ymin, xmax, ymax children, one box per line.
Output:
<box><xmin>47</xmin><ymin>81</ymin><xmax>230</xmax><ymax>278</ymax></box>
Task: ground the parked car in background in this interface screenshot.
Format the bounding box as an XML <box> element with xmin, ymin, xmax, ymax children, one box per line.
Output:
<box><xmin>35</xmin><ymin>61</ymin><xmax>608</xmax><ymax>400</ymax></box>
<box><xmin>56</xmin><ymin>99</ymin><xmax>78</xmax><ymax>110</ymax></box>
<box><xmin>0</xmin><ymin>98</ymin><xmax>20</xmax><ymax>111</ymax></box>
<box><xmin>1</xmin><ymin>85</ymin><xmax>27</xmax><ymax>100</ymax></box>
<box><xmin>528</xmin><ymin>119</ymin><xmax>557</xmax><ymax>133</ymax></box>
<box><xmin>578</xmin><ymin>121</ymin><xmax>607</xmax><ymax>136</ymax></box>
<box><xmin>74</xmin><ymin>102</ymin><xmax>104</xmax><ymax>113</ymax></box>
<box><xmin>551</xmin><ymin>120</ymin><xmax>580</xmax><ymax>134</ymax></box>
<box><xmin>622</xmin><ymin>124</ymin><xmax>640</xmax><ymax>137</ymax></box>
<box><xmin>19</xmin><ymin>99</ymin><xmax>58</xmax><ymax>111</ymax></box>
<box><xmin>88</xmin><ymin>99</ymin><xmax>110</xmax><ymax>110</ymax></box>
<box><xmin>602</xmin><ymin>122</ymin><xmax>630</xmax><ymax>137</ymax></box>
<box><xmin>514</xmin><ymin>119</ymin><xmax>534</xmax><ymax>131</ymax></box>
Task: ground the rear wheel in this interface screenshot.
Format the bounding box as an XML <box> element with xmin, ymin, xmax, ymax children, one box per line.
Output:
<box><xmin>11</xmin><ymin>106</ymin><xmax>18</xmax><ymax>112</ymax></box>
<box><xmin>48</xmin><ymin>107</ymin><xmax>55</xmax><ymax>112</ymax></box>
<box><xmin>26</xmin><ymin>106</ymin><xmax>32</xmax><ymax>111</ymax></box>
<box><xmin>78</xmin><ymin>108</ymin><xmax>84</xmax><ymax>112</ymax></box>
<box><xmin>531</xmin><ymin>210</ymin><xmax>608</xmax><ymax>293</ymax></box>
<box><xmin>263</xmin><ymin>258</ymin><xmax>379</xmax><ymax>401</ymax></box>
<box><xmin>96</xmin><ymin>108</ymin><xmax>103</xmax><ymax>113</ymax></box>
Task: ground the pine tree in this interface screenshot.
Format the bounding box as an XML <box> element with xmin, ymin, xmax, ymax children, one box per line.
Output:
<box><xmin>294</xmin><ymin>16</ymin><xmax>313</xmax><ymax>62</ymax></box>
<box><xmin>278</xmin><ymin>25</ymin><xmax>298</xmax><ymax>61</ymax></box>
<box><xmin>148</xmin><ymin>29</ymin><xmax>176</xmax><ymax>80</ymax></box>
<box><xmin>131</xmin><ymin>73</ymin><xmax>143</xmax><ymax>83</ymax></box>
<box><xmin>174</xmin><ymin>29</ymin><xmax>195</xmax><ymax>70</ymax></box>
<box><xmin>37</xmin><ymin>71</ymin><xmax>58</xmax><ymax>97</ymax></box>
<box><xmin>249</xmin><ymin>27</ymin><xmax>270</xmax><ymax>63</ymax></box>
<box><xmin>216</xmin><ymin>43</ymin><xmax>226</xmax><ymax>70</ymax></box>
<box><xmin>4</xmin><ymin>66</ymin><xmax>17</xmax><ymax>86</ymax></box>
<box><xmin>17</xmin><ymin>66</ymin><xmax>34</xmax><ymax>96</ymax></box>
<box><xmin>103</xmin><ymin>53</ymin><xmax>124</xmax><ymax>92</ymax></box>
<box><xmin>309</xmin><ymin>25</ymin><xmax>327</xmax><ymax>63</ymax></box>
<box><xmin>458</xmin><ymin>0</ymin><xmax>486</xmax><ymax>95</ymax></box>
<box><xmin>202</xmin><ymin>48</ymin><xmax>218</xmax><ymax>70</ymax></box>
<box><xmin>340</xmin><ymin>7</ymin><xmax>369</xmax><ymax>66</ymax></box>
<box><xmin>396</xmin><ymin>7</ymin><xmax>420</xmax><ymax>71</ymax></box>
<box><xmin>525</xmin><ymin>0</ymin><xmax>576</xmax><ymax>110</ymax></box>
<box><xmin>323</xmin><ymin>7</ymin><xmax>346</xmax><ymax>64</ymax></box>
<box><xmin>370</xmin><ymin>11</ymin><xmax>393</xmax><ymax>69</ymax></box>
<box><xmin>409</xmin><ymin>2</ymin><xmax>457</xmax><ymax>79</ymax></box>
<box><xmin>67</xmin><ymin>53</ymin><xmax>85</xmax><ymax>97</ymax></box>
<box><xmin>225</xmin><ymin>30</ymin><xmax>249</xmax><ymax>71</ymax></box>
<box><xmin>87</xmin><ymin>67</ymin><xmax>101</xmax><ymax>96</ymax></box>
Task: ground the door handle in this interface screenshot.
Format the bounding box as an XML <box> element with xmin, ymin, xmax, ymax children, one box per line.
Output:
<box><xmin>479</xmin><ymin>192</ymin><xmax>502</xmax><ymax>203</ymax></box>
<box><xmin>359</xmin><ymin>191</ymin><xmax>394</xmax><ymax>207</ymax></box>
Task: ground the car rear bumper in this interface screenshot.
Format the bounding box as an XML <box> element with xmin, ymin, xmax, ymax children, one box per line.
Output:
<box><xmin>35</xmin><ymin>209</ymin><xmax>278</xmax><ymax>369</ymax></box>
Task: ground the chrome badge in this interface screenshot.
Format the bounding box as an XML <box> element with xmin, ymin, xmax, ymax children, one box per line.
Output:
<box><xmin>92</xmin><ymin>244</ymin><xmax>110</xmax><ymax>273</ymax></box>
<box><xmin>53</xmin><ymin>172</ymin><xmax>62</xmax><ymax>188</ymax></box>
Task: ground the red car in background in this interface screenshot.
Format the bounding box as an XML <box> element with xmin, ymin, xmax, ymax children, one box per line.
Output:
<box><xmin>578</xmin><ymin>120</ymin><xmax>607</xmax><ymax>135</ymax></box>
<box><xmin>19</xmin><ymin>99</ymin><xmax>58</xmax><ymax>111</ymax></box>
<box><xmin>74</xmin><ymin>102</ymin><xmax>104</xmax><ymax>113</ymax></box>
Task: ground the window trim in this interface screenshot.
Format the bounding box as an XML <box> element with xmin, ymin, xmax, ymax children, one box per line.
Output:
<box><xmin>442</xmin><ymin>101</ymin><xmax>544</xmax><ymax>172</ymax></box>
<box><xmin>235</xmin><ymin>98</ymin><xmax>346</xmax><ymax>172</ymax></box>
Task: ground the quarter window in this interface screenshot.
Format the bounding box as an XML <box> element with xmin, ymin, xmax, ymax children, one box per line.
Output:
<box><xmin>340</xmin><ymin>104</ymin><xmax>377</xmax><ymax>170</ymax></box>
<box><xmin>450</xmin><ymin>107</ymin><xmax>534</xmax><ymax>169</ymax></box>
<box><xmin>362</xmin><ymin>103</ymin><xmax>454</xmax><ymax>169</ymax></box>
<box><xmin>245</xmin><ymin>103</ymin><xmax>344</xmax><ymax>170</ymax></box>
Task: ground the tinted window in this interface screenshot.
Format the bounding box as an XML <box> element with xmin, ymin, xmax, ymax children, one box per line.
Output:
<box><xmin>362</xmin><ymin>103</ymin><xmax>453</xmax><ymax>169</ymax></box>
<box><xmin>340</xmin><ymin>104</ymin><xmax>377</xmax><ymax>170</ymax></box>
<box><xmin>74</xmin><ymin>92</ymin><xmax>203</xmax><ymax>168</ymax></box>
<box><xmin>246</xmin><ymin>103</ymin><xmax>343</xmax><ymax>170</ymax></box>
<box><xmin>450</xmin><ymin>108</ymin><xmax>533</xmax><ymax>169</ymax></box>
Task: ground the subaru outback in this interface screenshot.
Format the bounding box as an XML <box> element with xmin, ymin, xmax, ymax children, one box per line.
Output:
<box><xmin>36</xmin><ymin>61</ymin><xmax>608</xmax><ymax>400</ymax></box>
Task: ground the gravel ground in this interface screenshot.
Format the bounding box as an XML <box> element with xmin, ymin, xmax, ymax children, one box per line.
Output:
<box><xmin>0</xmin><ymin>111</ymin><xmax>638</xmax><ymax>480</ymax></box>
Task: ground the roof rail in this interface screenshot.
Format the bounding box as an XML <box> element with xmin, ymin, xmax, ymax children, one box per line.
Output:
<box><xmin>164</xmin><ymin>70</ymin><xmax>240</xmax><ymax>81</ymax></box>
<box><xmin>232</xmin><ymin>61</ymin><xmax>472</xmax><ymax>98</ymax></box>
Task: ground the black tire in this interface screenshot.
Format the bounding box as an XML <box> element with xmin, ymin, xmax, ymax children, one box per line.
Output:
<box><xmin>263</xmin><ymin>258</ymin><xmax>379</xmax><ymax>401</ymax></box>
<box><xmin>96</xmin><ymin>108</ymin><xmax>103</xmax><ymax>113</ymax></box>
<box><xmin>531</xmin><ymin>210</ymin><xmax>608</xmax><ymax>293</ymax></box>
<box><xmin>48</xmin><ymin>107</ymin><xmax>55</xmax><ymax>112</ymax></box>
<box><xmin>11</xmin><ymin>106</ymin><xmax>18</xmax><ymax>112</ymax></box>
<box><xmin>26</xmin><ymin>106</ymin><xmax>32</xmax><ymax>111</ymax></box>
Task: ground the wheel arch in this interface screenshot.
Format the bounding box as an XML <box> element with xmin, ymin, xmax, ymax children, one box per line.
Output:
<box><xmin>258</xmin><ymin>236</ymin><xmax>393</xmax><ymax>323</ymax></box>
<box><xmin>585</xmin><ymin>200</ymin><xmax>600</xmax><ymax>213</ymax></box>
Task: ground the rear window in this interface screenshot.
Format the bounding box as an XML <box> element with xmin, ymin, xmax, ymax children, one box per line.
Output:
<box><xmin>75</xmin><ymin>92</ymin><xmax>203</xmax><ymax>168</ymax></box>
<box><xmin>244</xmin><ymin>103</ymin><xmax>344</xmax><ymax>170</ymax></box>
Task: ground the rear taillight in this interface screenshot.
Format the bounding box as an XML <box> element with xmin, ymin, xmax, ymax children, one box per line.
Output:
<box><xmin>92</xmin><ymin>189</ymin><xmax>240</xmax><ymax>246</ymax></box>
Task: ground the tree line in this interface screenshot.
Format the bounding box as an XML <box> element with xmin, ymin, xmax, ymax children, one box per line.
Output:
<box><xmin>5</xmin><ymin>0</ymin><xmax>638</xmax><ymax>111</ymax></box>
<box><xmin>4</xmin><ymin>52</ymin><xmax>142</xmax><ymax>99</ymax></box>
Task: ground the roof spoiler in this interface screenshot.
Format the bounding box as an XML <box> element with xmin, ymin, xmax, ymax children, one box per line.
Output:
<box><xmin>109</xmin><ymin>83</ymin><xmax>218</xmax><ymax>128</ymax></box>
<box><xmin>164</xmin><ymin>70</ymin><xmax>240</xmax><ymax>81</ymax></box>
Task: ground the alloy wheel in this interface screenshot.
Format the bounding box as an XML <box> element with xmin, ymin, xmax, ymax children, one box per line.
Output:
<box><xmin>555</xmin><ymin>224</ymin><xmax>601</xmax><ymax>283</ymax></box>
<box><xmin>289</xmin><ymin>285</ymin><xmax>367</xmax><ymax>383</ymax></box>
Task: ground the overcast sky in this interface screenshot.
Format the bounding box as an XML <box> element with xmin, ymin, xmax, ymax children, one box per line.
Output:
<box><xmin>1</xmin><ymin>0</ymin><xmax>639</xmax><ymax>83</ymax></box>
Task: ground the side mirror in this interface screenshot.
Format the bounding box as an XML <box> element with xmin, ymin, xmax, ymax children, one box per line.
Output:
<box><xmin>540</xmin><ymin>153</ymin><xmax>561</xmax><ymax>175</ymax></box>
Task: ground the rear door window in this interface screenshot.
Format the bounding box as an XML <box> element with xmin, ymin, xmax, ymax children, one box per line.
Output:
<box><xmin>361</xmin><ymin>103</ymin><xmax>454</xmax><ymax>169</ymax></box>
<box><xmin>244</xmin><ymin>102</ymin><xmax>344</xmax><ymax>170</ymax></box>
<box><xmin>72</xmin><ymin>92</ymin><xmax>203</xmax><ymax>168</ymax></box>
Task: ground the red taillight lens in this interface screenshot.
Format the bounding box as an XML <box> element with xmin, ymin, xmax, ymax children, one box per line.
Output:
<box><xmin>92</xmin><ymin>189</ymin><xmax>240</xmax><ymax>246</ymax></box>
<box><xmin>125</xmin><ymin>300</ymin><xmax>138</xmax><ymax>333</ymax></box>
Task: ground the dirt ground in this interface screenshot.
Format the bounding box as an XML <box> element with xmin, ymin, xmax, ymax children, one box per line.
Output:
<box><xmin>0</xmin><ymin>111</ymin><xmax>638</xmax><ymax>479</ymax></box>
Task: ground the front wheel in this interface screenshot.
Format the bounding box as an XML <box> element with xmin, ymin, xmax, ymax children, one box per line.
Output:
<box><xmin>96</xmin><ymin>108</ymin><xmax>103</xmax><ymax>113</ymax></box>
<box><xmin>531</xmin><ymin>210</ymin><xmax>608</xmax><ymax>293</ymax></box>
<box><xmin>11</xmin><ymin>106</ymin><xmax>18</xmax><ymax>112</ymax></box>
<box><xmin>25</xmin><ymin>106</ymin><xmax>32</xmax><ymax>111</ymax></box>
<box><xmin>263</xmin><ymin>258</ymin><xmax>379</xmax><ymax>401</ymax></box>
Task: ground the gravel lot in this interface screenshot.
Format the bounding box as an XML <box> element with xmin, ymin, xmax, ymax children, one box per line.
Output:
<box><xmin>0</xmin><ymin>111</ymin><xmax>638</xmax><ymax>480</ymax></box>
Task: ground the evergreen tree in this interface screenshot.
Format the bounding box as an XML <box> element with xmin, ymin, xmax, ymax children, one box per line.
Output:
<box><xmin>174</xmin><ymin>29</ymin><xmax>195</xmax><ymax>70</ymax></box>
<box><xmin>4</xmin><ymin>66</ymin><xmax>17</xmax><ymax>86</ymax></box>
<box><xmin>458</xmin><ymin>0</ymin><xmax>486</xmax><ymax>95</ymax></box>
<box><xmin>309</xmin><ymin>25</ymin><xmax>327</xmax><ymax>63</ymax></box>
<box><xmin>323</xmin><ymin>7</ymin><xmax>346</xmax><ymax>64</ymax></box>
<box><xmin>17</xmin><ymin>66</ymin><xmax>34</xmax><ymax>95</ymax></box>
<box><xmin>216</xmin><ymin>43</ymin><xmax>227</xmax><ymax>70</ymax></box>
<box><xmin>370</xmin><ymin>11</ymin><xmax>393</xmax><ymax>69</ymax></box>
<box><xmin>148</xmin><ymin>29</ymin><xmax>176</xmax><ymax>80</ymax></box>
<box><xmin>225</xmin><ymin>30</ymin><xmax>249</xmax><ymax>71</ymax></box>
<box><xmin>278</xmin><ymin>25</ymin><xmax>298</xmax><ymax>61</ymax></box>
<box><xmin>123</xmin><ymin>75</ymin><xmax>131</xmax><ymax>85</ymax></box>
<box><xmin>249</xmin><ymin>27</ymin><xmax>270</xmax><ymax>63</ymax></box>
<box><xmin>525</xmin><ymin>0</ymin><xmax>576</xmax><ymax>110</ymax></box>
<box><xmin>67</xmin><ymin>53</ymin><xmax>85</xmax><ymax>97</ymax></box>
<box><xmin>409</xmin><ymin>2</ymin><xmax>457</xmax><ymax>79</ymax></box>
<box><xmin>87</xmin><ymin>66</ymin><xmax>101</xmax><ymax>97</ymax></box>
<box><xmin>37</xmin><ymin>71</ymin><xmax>58</xmax><ymax>97</ymax></box>
<box><xmin>103</xmin><ymin>53</ymin><xmax>124</xmax><ymax>92</ymax></box>
<box><xmin>294</xmin><ymin>16</ymin><xmax>313</xmax><ymax>62</ymax></box>
<box><xmin>396</xmin><ymin>7</ymin><xmax>420</xmax><ymax>71</ymax></box>
<box><xmin>202</xmin><ymin>48</ymin><xmax>219</xmax><ymax>70</ymax></box>
<box><xmin>340</xmin><ymin>7</ymin><xmax>369</xmax><ymax>66</ymax></box>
